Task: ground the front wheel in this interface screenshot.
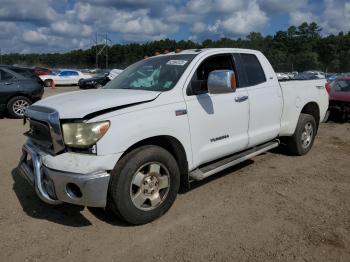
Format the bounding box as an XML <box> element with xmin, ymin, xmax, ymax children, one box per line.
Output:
<box><xmin>285</xmin><ymin>113</ymin><xmax>317</xmax><ymax>155</ymax></box>
<box><xmin>108</xmin><ymin>145</ymin><xmax>180</xmax><ymax>225</ymax></box>
<box><xmin>7</xmin><ymin>96</ymin><xmax>32</xmax><ymax>118</ymax></box>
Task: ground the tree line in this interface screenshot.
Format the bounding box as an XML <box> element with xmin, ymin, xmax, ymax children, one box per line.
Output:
<box><xmin>2</xmin><ymin>22</ymin><xmax>350</xmax><ymax>72</ymax></box>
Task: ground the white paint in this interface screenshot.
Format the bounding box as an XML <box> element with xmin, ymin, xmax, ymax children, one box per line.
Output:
<box><xmin>34</xmin><ymin>48</ymin><xmax>329</xmax><ymax>173</ymax></box>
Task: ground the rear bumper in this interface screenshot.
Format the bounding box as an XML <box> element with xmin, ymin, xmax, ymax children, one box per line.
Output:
<box><xmin>17</xmin><ymin>141</ymin><xmax>113</xmax><ymax>207</ymax></box>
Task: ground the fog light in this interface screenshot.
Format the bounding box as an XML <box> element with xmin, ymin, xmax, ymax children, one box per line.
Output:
<box><xmin>66</xmin><ymin>183</ymin><xmax>82</xmax><ymax>199</ymax></box>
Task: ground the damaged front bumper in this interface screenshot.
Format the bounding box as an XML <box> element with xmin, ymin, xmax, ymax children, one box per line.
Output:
<box><xmin>17</xmin><ymin>141</ymin><xmax>119</xmax><ymax>207</ymax></box>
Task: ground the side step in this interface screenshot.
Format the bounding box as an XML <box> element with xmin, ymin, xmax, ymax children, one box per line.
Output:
<box><xmin>189</xmin><ymin>140</ymin><xmax>279</xmax><ymax>181</ymax></box>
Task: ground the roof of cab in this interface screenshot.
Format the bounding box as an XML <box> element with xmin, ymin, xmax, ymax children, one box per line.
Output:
<box><xmin>163</xmin><ymin>48</ymin><xmax>260</xmax><ymax>56</ymax></box>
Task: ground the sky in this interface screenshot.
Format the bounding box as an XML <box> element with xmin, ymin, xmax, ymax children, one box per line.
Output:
<box><xmin>0</xmin><ymin>0</ymin><xmax>349</xmax><ymax>53</ymax></box>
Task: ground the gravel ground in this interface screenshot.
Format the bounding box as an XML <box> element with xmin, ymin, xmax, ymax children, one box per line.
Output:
<box><xmin>0</xmin><ymin>86</ymin><xmax>349</xmax><ymax>262</ymax></box>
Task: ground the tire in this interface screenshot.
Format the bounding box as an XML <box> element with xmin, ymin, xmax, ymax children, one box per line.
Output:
<box><xmin>44</xmin><ymin>79</ymin><xmax>53</xmax><ymax>87</ymax></box>
<box><xmin>286</xmin><ymin>113</ymin><xmax>317</xmax><ymax>155</ymax></box>
<box><xmin>95</xmin><ymin>83</ymin><xmax>103</xmax><ymax>89</ymax></box>
<box><xmin>7</xmin><ymin>96</ymin><xmax>32</xmax><ymax>118</ymax></box>
<box><xmin>323</xmin><ymin>109</ymin><xmax>330</xmax><ymax>122</ymax></box>
<box><xmin>108</xmin><ymin>145</ymin><xmax>180</xmax><ymax>225</ymax></box>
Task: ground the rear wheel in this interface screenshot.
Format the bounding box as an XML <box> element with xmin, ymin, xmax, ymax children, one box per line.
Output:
<box><xmin>285</xmin><ymin>113</ymin><xmax>317</xmax><ymax>155</ymax></box>
<box><xmin>44</xmin><ymin>79</ymin><xmax>53</xmax><ymax>87</ymax></box>
<box><xmin>108</xmin><ymin>145</ymin><xmax>180</xmax><ymax>225</ymax></box>
<box><xmin>95</xmin><ymin>83</ymin><xmax>103</xmax><ymax>89</ymax></box>
<box><xmin>7</xmin><ymin>96</ymin><xmax>31</xmax><ymax>118</ymax></box>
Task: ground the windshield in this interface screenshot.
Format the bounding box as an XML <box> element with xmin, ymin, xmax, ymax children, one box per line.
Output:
<box><xmin>104</xmin><ymin>54</ymin><xmax>195</xmax><ymax>91</ymax></box>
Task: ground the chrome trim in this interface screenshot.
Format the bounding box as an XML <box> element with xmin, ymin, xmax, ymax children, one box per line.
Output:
<box><xmin>18</xmin><ymin>141</ymin><xmax>62</xmax><ymax>205</ymax></box>
<box><xmin>208</xmin><ymin>70</ymin><xmax>236</xmax><ymax>94</ymax></box>
<box><xmin>235</xmin><ymin>95</ymin><xmax>249</xmax><ymax>102</ymax></box>
<box><xmin>18</xmin><ymin>141</ymin><xmax>111</xmax><ymax>207</ymax></box>
<box><xmin>190</xmin><ymin>140</ymin><xmax>280</xmax><ymax>181</ymax></box>
<box><xmin>25</xmin><ymin>106</ymin><xmax>65</xmax><ymax>154</ymax></box>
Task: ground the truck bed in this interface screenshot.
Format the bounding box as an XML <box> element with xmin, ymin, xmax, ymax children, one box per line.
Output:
<box><xmin>279</xmin><ymin>79</ymin><xmax>329</xmax><ymax>136</ymax></box>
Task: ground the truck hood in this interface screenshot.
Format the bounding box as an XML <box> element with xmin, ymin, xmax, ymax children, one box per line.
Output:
<box><xmin>34</xmin><ymin>89</ymin><xmax>161</xmax><ymax>119</ymax></box>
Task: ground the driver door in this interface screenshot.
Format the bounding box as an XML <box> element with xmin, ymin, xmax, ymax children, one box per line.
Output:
<box><xmin>184</xmin><ymin>54</ymin><xmax>250</xmax><ymax>167</ymax></box>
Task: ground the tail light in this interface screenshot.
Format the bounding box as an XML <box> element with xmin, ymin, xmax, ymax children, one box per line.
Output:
<box><xmin>325</xmin><ymin>82</ymin><xmax>331</xmax><ymax>93</ymax></box>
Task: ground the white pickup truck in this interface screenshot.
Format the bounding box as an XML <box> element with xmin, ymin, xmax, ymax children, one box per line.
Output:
<box><xmin>18</xmin><ymin>48</ymin><xmax>328</xmax><ymax>224</ymax></box>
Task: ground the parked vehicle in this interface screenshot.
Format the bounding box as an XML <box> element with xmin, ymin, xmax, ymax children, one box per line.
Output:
<box><xmin>18</xmin><ymin>48</ymin><xmax>328</xmax><ymax>224</ymax></box>
<box><xmin>79</xmin><ymin>69</ymin><xmax>123</xmax><ymax>89</ymax></box>
<box><xmin>276</xmin><ymin>72</ymin><xmax>290</xmax><ymax>81</ymax></box>
<box><xmin>40</xmin><ymin>69</ymin><xmax>90</xmax><ymax>87</ymax></box>
<box><xmin>304</xmin><ymin>71</ymin><xmax>325</xmax><ymax>79</ymax></box>
<box><xmin>0</xmin><ymin>65</ymin><xmax>44</xmax><ymax>118</ymax></box>
<box><xmin>292</xmin><ymin>72</ymin><xmax>319</xmax><ymax>80</ymax></box>
<box><xmin>324</xmin><ymin>78</ymin><xmax>350</xmax><ymax>121</ymax></box>
<box><xmin>33</xmin><ymin>67</ymin><xmax>53</xmax><ymax>76</ymax></box>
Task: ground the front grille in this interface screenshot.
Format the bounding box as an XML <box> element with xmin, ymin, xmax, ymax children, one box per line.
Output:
<box><xmin>25</xmin><ymin>119</ymin><xmax>53</xmax><ymax>151</ymax></box>
<box><xmin>24</xmin><ymin>106</ymin><xmax>65</xmax><ymax>155</ymax></box>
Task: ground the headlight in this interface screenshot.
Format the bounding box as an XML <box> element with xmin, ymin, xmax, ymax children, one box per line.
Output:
<box><xmin>62</xmin><ymin>121</ymin><xmax>110</xmax><ymax>148</ymax></box>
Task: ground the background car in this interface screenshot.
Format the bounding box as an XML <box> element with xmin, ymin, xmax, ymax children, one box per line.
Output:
<box><xmin>40</xmin><ymin>69</ymin><xmax>91</xmax><ymax>87</ymax></box>
<box><xmin>79</xmin><ymin>69</ymin><xmax>123</xmax><ymax>89</ymax></box>
<box><xmin>0</xmin><ymin>65</ymin><xmax>44</xmax><ymax>118</ymax></box>
<box><xmin>325</xmin><ymin>77</ymin><xmax>350</xmax><ymax>121</ymax></box>
<box><xmin>33</xmin><ymin>67</ymin><xmax>53</xmax><ymax>76</ymax></box>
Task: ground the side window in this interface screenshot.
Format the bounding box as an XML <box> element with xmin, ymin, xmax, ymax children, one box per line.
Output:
<box><xmin>0</xmin><ymin>69</ymin><xmax>14</xmax><ymax>81</ymax></box>
<box><xmin>70</xmin><ymin>71</ymin><xmax>79</xmax><ymax>76</ymax></box>
<box><xmin>332</xmin><ymin>80</ymin><xmax>350</xmax><ymax>92</ymax></box>
<box><xmin>188</xmin><ymin>54</ymin><xmax>236</xmax><ymax>95</ymax></box>
<box><xmin>11</xmin><ymin>68</ymin><xmax>33</xmax><ymax>78</ymax></box>
<box><xmin>60</xmin><ymin>71</ymin><xmax>68</xmax><ymax>76</ymax></box>
<box><xmin>240</xmin><ymin>54</ymin><xmax>266</xmax><ymax>86</ymax></box>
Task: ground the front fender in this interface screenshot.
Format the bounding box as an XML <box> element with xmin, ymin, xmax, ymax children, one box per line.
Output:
<box><xmin>94</xmin><ymin>102</ymin><xmax>194</xmax><ymax>169</ymax></box>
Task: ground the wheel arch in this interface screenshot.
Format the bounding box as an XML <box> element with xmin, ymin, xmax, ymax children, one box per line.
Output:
<box><xmin>6</xmin><ymin>93</ymin><xmax>33</xmax><ymax>106</ymax></box>
<box><xmin>300</xmin><ymin>102</ymin><xmax>320</xmax><ymax>128</ymax></box>
<box><xmin>119</xmin><ymin>135</ymin><xmax>189</xmax><ymax>190</ymax></box>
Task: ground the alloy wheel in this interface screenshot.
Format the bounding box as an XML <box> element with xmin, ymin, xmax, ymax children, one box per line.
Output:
<box><xmin>12</xmin><ymin>99</ymin><xmax>29</xmax><ymax>117</ymax></box>
<box><xmin>130</xmin><ymin>162</ymin><xmax>170</xmax><ymax>211</ymax></box>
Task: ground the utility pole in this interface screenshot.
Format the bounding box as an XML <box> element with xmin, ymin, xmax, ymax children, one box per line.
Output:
<box><xmin>0</xmin><ymin>48</ymin><xmax>2</xmax><ymax>64</ymax></box>
<box><xmin>105</xmin><ymin>33</ymin><xmax>108</xmax><ymax>69</ymax></box>
<box><xmin>93</xmin><ymin>33</ymin><xmax>112</xmax><ymax>69</ymax></box>
<box><xmin>94</xmin><ymin>33</ymin><xmax>98</xmax><ymax>69</ymax></box>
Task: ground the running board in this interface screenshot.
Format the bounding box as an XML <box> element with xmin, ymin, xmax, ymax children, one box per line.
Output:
<box><xmin>189</xmin><ymin>140</ymin><xmax>279</xmax><ymax>181</ymax></box>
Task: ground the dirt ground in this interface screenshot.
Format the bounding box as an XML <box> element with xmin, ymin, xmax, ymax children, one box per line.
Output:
<box><xmin>0</xmin><ymin>86</ymin><xmax>349</xmax><ymax>262</ymax></box>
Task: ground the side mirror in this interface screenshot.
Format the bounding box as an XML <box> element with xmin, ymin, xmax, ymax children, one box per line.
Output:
<box><xmin>208</xmin><ymin>70</ymin><xmax>237</xmax><ymax>94</ymax></box>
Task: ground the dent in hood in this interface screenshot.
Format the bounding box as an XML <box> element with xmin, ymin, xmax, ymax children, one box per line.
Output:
<box><xmin>34</xmin><ymin>89</ymin><xmax>161</xmax><ymax>119</ymax></box>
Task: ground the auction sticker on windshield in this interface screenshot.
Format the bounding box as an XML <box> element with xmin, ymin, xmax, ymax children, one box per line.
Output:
<box><xmin>166</xmin><ymin>60</ymin><xmax>188</xmax><ymax>66</ymax></box>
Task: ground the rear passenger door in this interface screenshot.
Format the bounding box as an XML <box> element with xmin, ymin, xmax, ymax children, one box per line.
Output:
<box><xmin>57</xmin><ymin>71</ymin><xmax>69</xmax><ymax>84</ymax></box>
<box><xmin>233</xmin><ymin>53</ymin><xmax>283</xmax><ymax>147</ymax></box>
<box><xmin>69</xmin><ymin>71</ymin><xmax>80</xmax><ymax>84</ymax></box>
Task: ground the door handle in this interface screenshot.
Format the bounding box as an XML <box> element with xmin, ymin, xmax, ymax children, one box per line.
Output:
<box><xmin>235</xmin><ymin>95</ymin><xmax>248</xmax><ymax>102</ymax></box>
